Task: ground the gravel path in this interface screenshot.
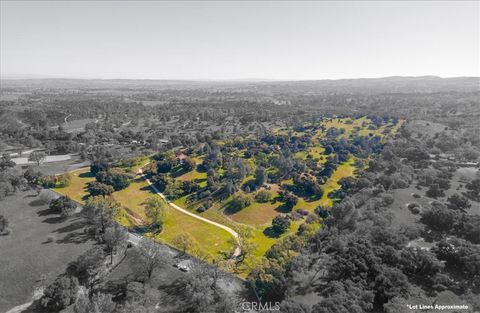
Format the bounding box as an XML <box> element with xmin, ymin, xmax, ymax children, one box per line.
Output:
<box><xmin>138</xmin><ymin>168</ymin><xmax>241</xmax><ymax>257</ymax></box>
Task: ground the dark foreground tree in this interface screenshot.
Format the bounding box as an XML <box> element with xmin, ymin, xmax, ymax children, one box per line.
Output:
<box><xmin>41</xmin><ymin>275</ymin><xmax>79</xmax><ymax>311</ymax></box>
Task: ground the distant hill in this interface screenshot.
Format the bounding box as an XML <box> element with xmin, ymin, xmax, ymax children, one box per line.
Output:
<box><xmin>1</xmin><ymin>76</ymin><xmax>479</xmax><ymax>94</ymax></box>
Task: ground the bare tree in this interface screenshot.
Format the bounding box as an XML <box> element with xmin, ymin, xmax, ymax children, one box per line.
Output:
<box><xmin>138</xmin><ymin>238</ymin><xmax>165</xmax><ymax>280</ymax></box>
<box><xmin>28</xmin><ymin>151</ymin><xmax>47</xmax><ymax>166</ymax></box>
<box><xmin>103</xmin><ymin>223</ymin><xmax>128</xmax><ymax>264</ymax></box>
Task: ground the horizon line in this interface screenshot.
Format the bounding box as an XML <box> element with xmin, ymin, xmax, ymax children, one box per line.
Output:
<box><xmin>2</xmin><ymin>74</ymin><xmax>480</xmax><ymax>82</ymax></box>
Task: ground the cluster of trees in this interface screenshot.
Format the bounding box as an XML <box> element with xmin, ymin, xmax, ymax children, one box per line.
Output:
<box><xmin>251</xmin><ymin>122</ymin><xmax>480</xmax><ymax>313</ymax></box>
<box><xmin>38</xmin><ymin>172</ymin><xmax>71</xmax><ymax>188</ymax></box>
<box><xmin>0</xmin><ymin>154</ymin><xmax>26</xmax><ymax>199</ymax></box>
<box><xmin>95</xmin><ymin>168</ymin><xmax>132</xmax><ymax>191</ymax></box>
<box><xmin>420</xmin><ymin>200</ymin><xmax>479</xmax><ymax>244</ymax></box>
<box><xmin>40</xmin><ymin>194</ymin><xmax>128</xmax><ymax>311</ymax></box>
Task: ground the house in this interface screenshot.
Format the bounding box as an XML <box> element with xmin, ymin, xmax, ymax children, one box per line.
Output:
<box><xmin>177</xmin><ymin>153</ymin><xmax>187</xmax><ymax>163</ymax></box>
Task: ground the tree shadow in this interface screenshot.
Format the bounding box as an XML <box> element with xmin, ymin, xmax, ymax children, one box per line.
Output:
<box><xmin>42</xmin><ymin>216</ymin><xmax>66</xmax><ymax>224</ymax></box>
<box><xmin>56</xmin><ymin>231</ymin><xmax>91</xmax><ymax>244</ymax></box>
<box><xmin>30</xmin><ymin>199</ymin><xmax>46</xmax><ymax>207</ymax></box>
<box><xmin>263</xmin><ymin>227</ymin><xmax>280</xmax><ymax>238</ymax></box>
<box><xmin>79</xmin><ymin>171</ymin><xmax>94</xmax><ymax>178</ymax></box>
<box><xmin>171</xmin><ymin>167</ymin><xmax>188</xmax><ymax>178</ymax></box>
<box><xmin>53</xmin><ymin>219</ymin><xmax>87</xmax><ymax>233</ymax></box>
<box><xmin>157</xmin><ymin>278</ymin><xmax>188</xmax><ymax>304</ymax></box>
<box><xmin>275</xmin><ymin>204</ymin><xmax>292</xmax><ymax>213</ymax></box>
<box><xmin>37</xmin><ymin>207</ymin><xmax>57</xmax><ymax>216</ymax></box>
<box><xmin>223</xmin><ymin>201</ymin><xmax>242</xmax><ymax>215</ymax></box>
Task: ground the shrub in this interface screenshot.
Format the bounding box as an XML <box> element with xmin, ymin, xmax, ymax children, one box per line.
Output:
<box><xmin>229</xmin><ymin>194</ymin><xmax>252</xmax><ymax>211</ymax></box>
<box><xmin>255</xmin><ymin>190</ymin><xmax>272</xmax><ymax>203</ymax></box>
<box><xmin>55</xmin><ymin>173</ymin><xmax>72</xmax><ymax>188</ymax></box>
<box><xmin>50</xmin><ymin>196</ymin><xmax>77</xmax><ymax>217</ymax></box>
<box><xmin>39</xmin><ymin>189</ymin><xmax>58</xmax><ymax>204</ymax></box>
<box><xmin>38</xmin><ymin>175</ymin><xmax>57</xmax><ymax>188</ymax></box>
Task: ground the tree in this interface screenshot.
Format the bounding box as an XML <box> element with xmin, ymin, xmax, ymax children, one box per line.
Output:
<box><xmin>67</xmin><ymin>246</ymin><xmax>106</xmax><ymax>286</ymax></box>
<box><xmin>138</xmin><ymin>238</ymin><xmax>165</xmax><ymax>280</ymax></box>
<box><xmin>235</xmin><ymin>228</ymin><xmax>258</xmax><ymax>263</ymax></box>
<box><xmin>90</xmin><ymin>160</ymin><xmax>110</xmax><ymax>175</ymax></box>
<box><xmin>164</xmin><ymin>178</ymin><xmax>183</xmax><ymax>199</ymax></box>
<box><xmin>182</xmin><ymin>157</ymin><xmax>196</xmax><ymax>172</ymax></box>
<box><xmin>28</xmin><ymin>151</ymin><xmax>47</xmax><ymax>166</ymax></box>
<box><xmin>255</xmin><ymin>190</ymin><xmax>272</xmax><ymax>203</ymax></box>
<box><xmin>0</xmin><ymin>154</ymin><xmax>15</xmax><ymax>170</ymax></box>
<box><xmin>420</xmin><ymin>206</ymin><xmax>456</xmax><ymax>232</ymax></box>
<box><xmin>447</xmin><ymin>194</ymin><xmax>471</xmax><ymax>212</ymax></box>
<box><xmin>279</xmin><ymin>191</ymin><xmax>298</xmax><ymax>211</ymax></box>
<box><xmin>254</xmin><ymin>166</ymin><xmax>267</xmax><ymax>187</ymax></box>
<box><xmin>95</xmin><ymin>168</ymin><xmax>132</xmax><ymax>191</ymax></box>
<box><xmin>229</xmin><ymin>194</ymin><xmax>252</xmax><ymax>212</ymax></box>
<box><xmin>23</xmin><ymin>166</ymin><xmax>42</xmax><ymax>185</ymax></box>
<box><xmin>185</xmin><ymin>265</ymin><xmax>216</xmax><ymax>313</ymax></box>
<box><xmin>144</xmin><ymin>197</ymin><xmax>167</xmax><ymax>230</ymax></box>
<box><xmin>74</xmin><ymin>292</ymin><xmax>116</xmax><ymax>313</ymax></box>
<box><xmin>49</xmin><ymin>195</ymin><xmax>77</xmax><ymax>217</ymax></box>
<box><xmin>41</xmin><ymin>275</ymin><xmax>79</xmax><ymax>311</ymax></box>
<box><xmin>103</xmin><ymin>223</ymin><xmax>128</xmax><ymax>264</ymax></box>
<box><xmin>315</xmin><ymin>206</ymin><xmax>330</xmax><ymax>219</ymax></box>
<box><xmin>172</xmin><ymin>232</ymin><xmax>194</xmax><ymax>255</ymax></box>
<box><xmin>466</xmin><ymin>178</ymin><xmax>480</xmax><ymax>200</ymax></box>
<box><xmin>83</xmin><ymin>196</ymin><xmax>119</xmax><ymax>237</ymax></box>
<box><xmin>330</xmin><ymin>200</ymin><xmax>359</xmax><ymax>231</ymax></box>
<box><xmin>426</xmin><ymin>183</ymin><xmax>445</xmax><ymax>199</ymax></box>
<box><xmin>88</xmin><ymin>182</ymin><xmax>114</xmax><ymax>197</ymax></box>
<box><xmin>271</xmin><ymin>215</ymin><xmax>291</xmax><ymax>235</ymax></box>
<box><xmin>39</xmin><ymin>189</ymin><xmax>57</xmax><ymax>204</ymax></box>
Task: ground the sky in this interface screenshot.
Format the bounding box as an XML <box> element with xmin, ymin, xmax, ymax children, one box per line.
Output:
<box><xmin>1</xmin><ymin>1</ymin><xmax>479</xmax><ymax>80</ymax></box>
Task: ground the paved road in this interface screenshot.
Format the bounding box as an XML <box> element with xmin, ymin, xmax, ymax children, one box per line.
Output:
<box><xmin>138</xmin><ymin>168</ymin><xmax>241</xmax><ymax>257</ymax></box>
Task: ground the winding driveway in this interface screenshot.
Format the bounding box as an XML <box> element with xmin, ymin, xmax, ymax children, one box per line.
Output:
<box><xmin>138</xmin><ymin>168</ymin><xmax>241</xmax><ymax>257</ymax></box>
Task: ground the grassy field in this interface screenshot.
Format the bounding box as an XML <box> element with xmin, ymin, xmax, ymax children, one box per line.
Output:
<box><xmin>50</xmin><ymin>116</ymin><xmax>402</xmax><ymax>276</ymax></box>
<box><xmin>53</xmin><ymin>168</ymin><xmax>235</xmax><ymax>261</ymax></box>
<box><xmin>53</xmin><ymin>167</ymin><xmax>94</xmax><ymax>203</ymax></box>
<box><xmin>0</xmin><ymin>190</ymin><xmax>93</xmax><ymax>312</ymax></box>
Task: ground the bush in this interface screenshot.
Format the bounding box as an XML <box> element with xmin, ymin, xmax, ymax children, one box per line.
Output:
<box><xmin>41</xmin><ymin>275</ymin><xmax>79</xmax><ymax>311</ymax></box>
<box><xmin>39</xmin><ymin>189</ymin><xmax>58</xmax><ymax>204</ymax></box>
<box><xmin>229</xmin><ymin>194</ymin><xmax>252</xmax><ymax>211</ymax></box>
<box><xmin>38</xmin><ymin>175</ymin><xmax>57</xmax><ymax>188</ymax></box>
<box><xmin>255</xmin><ymin>190</ymin><xmax>272</xmax><ymax>203</ymax></box>
<box><xmin>55</xmin><ymin>173</ymin><xmax>72</xmax><ymax>188</ymax></box>
<box><xmin>50</xmin><ymin>196</ymin><xmax>77</xmax><ymax>217</ymax></box>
